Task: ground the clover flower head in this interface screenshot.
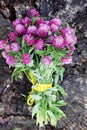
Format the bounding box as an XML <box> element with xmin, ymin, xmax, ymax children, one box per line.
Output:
<box><xmin>42</xmin><ymin>56</ymin><xmax>51</xmax><ymax>66</ymax></box>
<box><xmin>64</xmin><ymin>33</ymin><xmax>74</xmax><ymax>44</ymax></box>
<box><xmin>52</xmin><ymin>35</ymin><xmax>64</xmax><ymax>49</ymax></box>
<box><xmin>2</xmin><ymin>51</ymin><xmax>10</xmax><ymax>59</ymax></box>
<box><xmin>60</xmin><ymin>27</ymin><xmax>74</xmax><ymax>36</ymax></box>
<box><xmin>26</xmin><ymin>25</ymin><xmax>37</xmax><ymax>34</ymax></box>
<box><xmin>22</xmin><ymin>17</ymin><xmax>31</xmax><ymax>26</ymax></box>
<box><xmin>11</xmin><ymin>42</ymin><xmax>20</xmax><ymax>52</ymax></box>
<box><xmin>6</xmin><ymin>56</ymin><xmax>16</xmax><ymax>66</ymax></box>
<box><xmin>23</xmin><ymin>34</ymin><xmax>35</xmax><ymax>46</ymax></box>
<box><xmin>50</xmin><ymin>23</ymin><xmax>58</xmax><ymax>33</ymax></box>
<box><xmin>8</xmin><ymin>32</ymin><xmax>18</xmax><ymax>42</ymax></box>
<box><xmin>36</xmin><ymin>24</ymin><xmax>50</xmax><ymax>37</ymax></box>
<box><xmin>27</xmin><ymin>8</ymin><xmax>39</xmax><ymax>17</ymax></box>
<box><xmin>47</xmin><ymin>35</ymin><xmax>54</xmax><ymax>44</ymax></box>
<box><xmin>0</xmin><ymin>40</ymin><xmax>6</xmax><ymax>49</ymax></box>
<box><xmin>35</xmin><ymin>39</ymin><xmax>44</xmax><ymax>50</ymax></box>
<box><xmin>68</xmin><ymin>44</ymin><xmax>75</xmax><ymax>52</ymax></box>
<box><xmin>12</xmin><ymin>18</ymin><xmax>22</xmax><ymax>28</ymax></box>
<box><xmin>72</xmin><ymin>35</ymin><xmax>77</xmax><ymax>44</ymax></box>
<box><xmin>21</xmin><ymin>53</ymin><xmax>31</xmax><ymax>65</ymax></box>
<box><xmin>15</xmin><ymin>24</ymin><xmax>26</xmax><ymax>35</ymax></box>
<box><xmin>61</xmin><ymin>54</ymin><xmax>72</xmax><ymax>65</ymax></box>
<box><xmin>50</xmin><ymin>18</ymin><xmax>61</xmax><ymax>26</ymax></box>
<box><xmin>5</xmin><ymin>45</ymin><xmax>11</xmax><ymax>51</ymax></box>
<box><xmin>36</xmin><ymin>17</ymin><xmax>44</xmax><ymax>26</ymax></box>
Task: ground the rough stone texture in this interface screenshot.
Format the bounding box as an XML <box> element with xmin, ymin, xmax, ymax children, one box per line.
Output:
<box><xmin>0</xmin><ymin>0</ymin><xmax>87</xmax><ymax>130</ymax></box>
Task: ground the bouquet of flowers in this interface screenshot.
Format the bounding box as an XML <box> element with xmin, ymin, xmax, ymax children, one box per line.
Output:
<box><xmin>0</xmin><ymin>8</ymin><xmax>77</xmax><ymax>127</ymax></box>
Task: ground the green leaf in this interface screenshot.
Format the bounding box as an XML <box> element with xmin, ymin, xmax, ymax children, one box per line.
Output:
<box><xmin>73</xmin><ymin>26</ymin><xmax>76</xmax><ymax>36</ymax></box>
<box><xmin>36</xmin><ymin>110</ymin><xmax>44</xmax><ymax>127</ymax></box>
<box><xmin>31</xmin><ymin>95</ymin><xmax>42</xmax><ymax>101</ymax></box>
<box><xmin>35</xmin><ymin>50</ymin><xmax>46</xmax><ymax>56</ymax></box>
<box><xmin>56</xmin><ymin>100</ymin><xmax>67</xmax><ymax>107</ymax></box>
<box><xmin>12</xmin><ymin>68</ymin><xmax>22</xmax><ymax>81</ymax></box>
<box><xmin>13</xmin><ymin>128</ymin><xmax>19</xmax><ymax>130</ymax></box>
<box><xmin>21</xmin><ymin>94</ymin><xmax>26</xmax><ymax>98</ymax></box>
<box><xmin>15</xmin><ymin>63</ymin><xmax>25</xmax><ymax>67</ymax></box>
<box><xmin>8</xmin><ymin>51</ymin><xmax>18</xmax><ymax>56</ymax></box>
<box><xmin>32</xmin><ymin>17</ymin><xmax>36</xmax><ymax>25</ymax></box>
<box><xmin>57</xmin><ymin>85</ymin><xmax>66</xmax><ymax>97</ymax></box>
<box><xmin>56</xmin><ymin>108</ymin><xmax>66</xmax><ymax>117</ymax></box>
<box><xmin>51</xmin><ymin>95</ymin><xmax>56</xmax><ymax>102</ymax></box>
<box><xmin>47</xmin><ymin>110</ymin><xmax>57</xmax><ymax>126</ymax></box>
<box><xmin>28</xmin><ymin>46</ymin><xmax>34</xmax><ymax>54</ymax></box>
<box><xmin>66</xmin><ymin>23</ymin><xmax>70</xmax><ymax>28</ymax></box>
<box><xmin>16</xmin><ymin>37</ymin><xmax>22</xmax><ymax>44</ymax></box>
<box><xmin>23</xmin><ymin>69</ymin><xmax>30</xmax><ymax>81</ymax></box>
<box><xmin>32</xmin><ymin>103</ymin><xmax>40</xmax><ymax>118</ymax></box>
<box><xmin>54</xmin><ymin>74</ymin><xmax>59</xmax><ymax>85</ymax></box>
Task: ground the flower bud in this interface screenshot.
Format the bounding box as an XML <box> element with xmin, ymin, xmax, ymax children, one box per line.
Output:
<box><xmin>60</xmin><ymin>27</ymin><xmax>74</xmax><ymax>37</ymax></box>
<box><xmin>5</xmin><ymin>45</ymin><xmax>11</xmax><ymax>51</ymax></box>
<box><xmin>50</xmin><ymin>23</ymin><xmax>58</xmax><ymax>33</ymax></box>
<box><xmin>35</xmin><ymin>39</ymin><xmax>44</xmax><ymax>50</ymax></box>
<box><xmin>11</xmin><ymin>42</ymin><xmax>20</xmax><ymax>52</ymax></box>
<box><xmin>42</xmin><ymin>56</ymin><xmax>51</xmax><ymax>66</ymax></box>
<box><xmin>21</xmin><ymin>53</ymin><xmax>31</xmax><ymax>65</ymax></box>
<box><xmin>15</xmin><ymin>24</ymin><xmax>26</xmax><ymax>35</ymax></box>
<box><xmin>6</xmin><ymin>56</ymin><xmax>16</xmax><ymax>66</ymax></box>
<box><xmin>36</xmin><ymin>17</ymin><xmax>44</xmax><ymax>26</ymax></box>
<box><xmin>27</xmin><ymin>9</ymin><xmax>39</xmax><ymax>17</ymax></box>
<box><xmin>2</xmin><ymin>51</ymin><xmax>10</xmax><ymax>59</ymax></box>
<box><xmin>12</xmin><ymin>18</ymin><xmax>22</xmax><ymax>28</ymax></box>
<box><xmin>36</xmin><ymin>24</ymin><xmax>50</xmax><ymax>37</ymax></box>
<box><xmin>23</xmin><ymin>34</ymin><xmax>35</xmax><ymax>46</ymax></box>
<box><xmin>52</xmin><ymin>35</ymin><xmax>64</xmax><ymax>49</ymax></box>
<box><xmin>22</xmin><ymin>17</ymin><xmax>31</xmax><ymax>26</ymax></box>
<box><xmin>61</xmin><ymin>54</ymin><xmax>72</xmax><ymax>64</ymax></box>
<box><xmin>8</xmin><ymin>32</ymin><xmax>17</xmax><ymax>42</ymax></box>
<box><xmin>26</xmin><ymin>25</ymin><xmax>37</xmax><ymax>34</ymax></box>
<box><xmin>50</xmin><ymin>18</ymin><xmax>61</xmax><ymax>26</ymax></box>
<box><xmin>0</xmin><ymin>40</ymin><xmax>6</xmax><ymax>49</ymax></box>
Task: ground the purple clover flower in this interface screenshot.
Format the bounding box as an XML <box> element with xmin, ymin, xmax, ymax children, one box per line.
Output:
<box><xmin>64</xmin><ymin>34</ymin><xmax>74</xmax><ymax>44</ymax></box>
<box><xmin>22</xmin><ymin>17</ymin><xmax>31</xmax><ymax>26</ymax></box>
<box><xmin>36</xmin><ymin>17</ymin><xmax>44</xmax><ymax>26</ymax></box>
<box><xmin>42</xmin><ymin>56</ymin><xmax>51</xmax><ymax>66</ymax></box>
<box><xmin>68</xmin><ymin>44</ymin><xmax>75</xmax><ymax>52</ymax></box>
<box><xmin>60</xmin><ymin>27</ymin><xmax>74</xmax><ymax>37</ymax></box>
<box><xmin>35</xmin><ymin>39</ymin><xmax>44</xmax><ymax>50</ymax></box>
<box><xmin>36</xmin><ymin>24</ymin><xmax>50</xmax><ymax>37</ymax></box>
<box><xmin>52</xmin><ymin>35</ymin><xmax>64</xmax><ymax>49</ymax></box>
<box><xmin>27</xmin><ymin>8</ymin><xmax>39</xmax><ymax>17</ymax></box>
<box><xmin>8</xmin><ymin>32</ymin><xmax>18</xmax><ymax>42</ymax></box>
<box><xmin>11</xmin><ymin>42</ymin><xmax>20</xmax><ymax>52</ymax></box>
<box><xmin>46</xmin><ymin>35</ymin><xmax>54</xmax><ymax>44</ymax></box>
<box><xmin>21</xmin><ymin>53</ymin><xmax>31</xmax><ymax>65</ymax></box>
<box><xmin>5</xmin><ymin>45</ymin><xmax>11</xmax><ymax>51</ymax></box>
<box><xmin>2</xmin><ymin>51</ymin><xmax>10</xmax><ymax>59</ymax></box>
<box><xmin>23</xmin><ymin>34</ymin><xmax>35</xmax><ymax>46</ymax></box>
<box><xmin>6</xmin><ymin>56</ymin><xmax>16</xmax><ymax>66</ymax></box>
<box><xmin>26</xmin><ymin>25</ymin><xmax>37</xmax><ymax>34</ymax></box>
<box><xmin>12</xmin><ymin>18</ymin><xmax>22</xmax><ymax>28</ymax></box>
<box><xmin>61</xmin><ymin>54</ymin><xmax>72</xmax><ymax>65</ymax></box>
<box><xmin>49</xmin><ymin>18</ymin><xmax>61</xmax><ymax>27</ymax></box>
<box><xmin>0</xmin><ymin>40</ymin><xmax>6</xmax><ymax>49</ymax></box>
<box><xmin>72</xmin><ymin>36</ymin><xmax>77</xmax><ymax>44</ymax></box>
<box><xmin>45</xmin><ymin>21</ymin><xmax>50</xmax><ymax>24</ymax></box>
<box><xmin>15</xmin><ymin>24</ymin><xmax>26</xmax><ymax>35</ymax></box>
<box><xmin>50</xmin><ymin>23</ymin><xmax>58</xmax><ymax>33</ymax></box>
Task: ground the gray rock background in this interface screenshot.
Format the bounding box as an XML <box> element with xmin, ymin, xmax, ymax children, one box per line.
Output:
<box><xmin>0</xmin><ymin>0</ymin><xmax>87</xmax><ymax>130</ymax></box>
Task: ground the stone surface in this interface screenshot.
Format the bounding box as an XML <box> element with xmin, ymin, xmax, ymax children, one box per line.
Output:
<box><xmin>0</xmin><ymin>0</ymin><xmax>87</xmax><ymax>130</ymax></box>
